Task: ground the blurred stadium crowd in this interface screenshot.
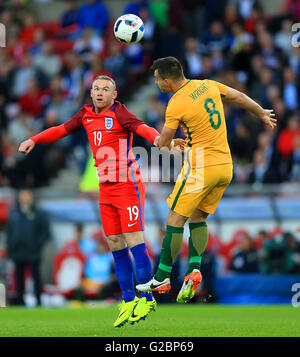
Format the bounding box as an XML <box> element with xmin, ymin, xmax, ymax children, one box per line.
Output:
<box><xmin>3</xmin><ymin>204</ymin><xmax>300</xmax><ymax>305</ymax></box>
<box><xmin>1</xmin><ymin>0</ymin><xmax>300</xmax><ymax>188</ymax></box>
<box><xmin>38</xmin><ymin>221</ymin><xmax>300</xmax><ymax>304</ymax></box>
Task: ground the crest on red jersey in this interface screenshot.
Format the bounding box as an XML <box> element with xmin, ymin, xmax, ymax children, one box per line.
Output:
<box><xmin>105</xmin><ymin>117</ymin><xmax>113</xmax><ymax>130</ymax></box>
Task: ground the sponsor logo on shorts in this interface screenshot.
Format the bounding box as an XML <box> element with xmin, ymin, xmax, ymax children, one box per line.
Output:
<box><xmin>128</xmin><ymin>222</ymin><xmax>137</xmax><ymax>227</ymax></box>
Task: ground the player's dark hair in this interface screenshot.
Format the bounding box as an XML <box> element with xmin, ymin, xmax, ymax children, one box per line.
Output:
<box><xmin>151</xmin><ymin>57</ymin><xmax>184</xmax><ymax>80</ymax></box>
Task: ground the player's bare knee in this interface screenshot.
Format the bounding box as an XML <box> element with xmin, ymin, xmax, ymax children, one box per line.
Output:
<box><xmin>167</xmin><ymin>210</ymin><xmax>187</xmax><ymax>227</ymax></box>
<box><xmin>123</xmin><ymin>231</ymin><xmax>144</xmax><ymax>249</ymax></box>
<box><xmin>189</xmin><ymin>209</ymin><xmax>209</xmax><ymax>223</ymax></box>
<box><xmin>107</xmin><ymin>235</ymin><xmax>126</xmax><ymax>251</ymax></box>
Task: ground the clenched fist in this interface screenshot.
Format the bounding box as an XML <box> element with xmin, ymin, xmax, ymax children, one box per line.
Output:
<box><xmin>18</xmin><ymin>139</ymin><xmax>35</xmax><ymax>155</ymax></box>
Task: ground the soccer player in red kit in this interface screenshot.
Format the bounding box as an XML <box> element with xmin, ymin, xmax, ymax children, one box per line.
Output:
<box><xmin>19</xmin><ymin>75</ymin><xmax>184</xmax><ymax>327</ymax></box>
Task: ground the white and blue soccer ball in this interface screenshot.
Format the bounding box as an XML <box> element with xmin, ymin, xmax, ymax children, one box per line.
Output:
<box><xmin>114</xmin><ymin>14</ymin><xmax>145</xmax><ymax>45</ymax></box>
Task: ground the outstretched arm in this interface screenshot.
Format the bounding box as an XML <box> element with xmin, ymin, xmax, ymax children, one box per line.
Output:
<box><xmin>223</xmin><ymin>87</ymin><xmax>277</xmax><ymax>129</ymax></box>
<box><xmin>115</xmin><ymin>102</ymin><xmax>184</xmax><ymax>150</ymax></box>
<box><xmin>156</xmin><ymin>126</ymin><xmax>176</xmax><ymax>149</ymax></box>
<box><xmin>135</xmin><ymin>123</ymin><xmax>160</xmax><ymax>145</ymax></box>
<box><xmin>18</xmin><ymin>124</ymin><xmax>69</xmax><ymax>155</ymax></box>
<box><xmin>18</xmin><ymin>107</ymin><xmax>85</xmax><ymax>155</ymax></box>
<box><xmin>137</xmin><ymin>123</ymin><xmax>185</xmax><ymax>151</ymax></box>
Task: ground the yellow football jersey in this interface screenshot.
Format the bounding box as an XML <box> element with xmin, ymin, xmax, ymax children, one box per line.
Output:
<box><xmin>165</xmin><ymin>79</ymin><xmax>232</xmax><ymax>168</ymax></box>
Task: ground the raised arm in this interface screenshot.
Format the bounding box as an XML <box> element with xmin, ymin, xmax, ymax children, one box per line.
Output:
<box><xmin>18</xmin><ymin>107</ymin><xmax>85</xmax><ymax>155</ymax></box>
<box><xmin>115</xmin><ymin>102</ymin><xmax>185</xmax><ymax>151</ymax></box>
<box><xmin>223</xmin><ymin>87</ymin><xmax>277</xmax><ymax>129</ymax></box>
<box><xmin>156</xmin><ymin>126</ymin><xmax>176</xmax><ymax>149</ymax></box>
<box><xmin>18</xmin><ymin>124</ymin><xmax>69</xmax><ymax>155</ymax></box>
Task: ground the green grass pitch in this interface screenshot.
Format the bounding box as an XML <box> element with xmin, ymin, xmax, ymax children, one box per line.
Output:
<box><xmin>0</xmin><ymin>304</ymin><xmax>299</xmax><ymax>337</ymax></box>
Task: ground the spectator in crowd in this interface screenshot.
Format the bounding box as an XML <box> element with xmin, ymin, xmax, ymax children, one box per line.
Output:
<box><xmin>260</xmin><ymin>232</ymin><xmax>287</xmax><ymax>274</ymax></box>
<box><xmin>28</xmin><ymin>28</ymin><xmax>46</xmax><ymax>58</ymax></box>
<box><xmin>284</xmin><ymin>0</ymin><xmax>300</xmax><ymax>22</ymax></box>
<box><xmin>277</xmin><ymin>114</ymin><xmax>300</xmax><ymax>180</ymax></box>
<box><xmin>199</xmin><ymin>54</ymin><xmax>216</xmax><ymax>79</ymax></box>
<box><xmin>290</xmin><ymin>136</ymin><xmax>300</xmax><ymax>181</ymax></box>
<box><xmin>81</xmin><ymin>239</ymin><xmax>113</xmax><ymax>295</ymax></box>
<box><xmin>282</xmin><ymin>67</ymin><xmax>299</xmax><ymax>111</ymax></box>
<box><xmin>257</xmin><ymin>31</ymin><xmax>282</xmax><ymax>71</ymax></box>
<box><xmin>143</xmin><ymin>94</ymin><xmax>166</xmax><ymax>131</ymax></box>
<box><xmin>0</xmin><ymin>9</ymin><xmax>20</xmax><ymax>39</ymax></box>
<box><xmin>160</xmin><ymin>25</ymin><xmax>185</xmax><ymax>62</ymax></box>
<box><xmin>251</xmin><ymin>66</ymin><xmax>274</xmax><ymax>109</ymax></box>
<box><xmin>18</xmin><ymin>78</ymin><xmax>47</xmax><ymax>119</ymax></box>
<box><xmin>8</xmin><ymin>110</ymin><xmax>37</xmax><ymax>144</ymax></box>
<box><xmin>83</xmin><ymin>53</ymin><xmax>111</xmax><ymax>90</ymax></box>
<box><xmin>243</xmin><ymin>6</ymin><xmax>263</xmax><ymax>34</ymax></box>
<box><xmin>182</xmin><ymin>37</ymin><xmax>202</xmax><ymax>79</ymax></box>
<box><xmin>61</xmin><ymin>51</ymin><xmax>86</xmax><ymax>102</ymax></box>
<box><xmin>230</xmin><ymin>122</ymin><xmax>255</xmax><ymax>162</ymax></box>
<box><xmin>200</xmin><ymin>20</ymin><xmax>229</xmax><ymax>53</ymax></box>
<box><xmin>231</xmin><ymin>32</ymin><xmax>255</xmax><ymax>85</ymax></box>
<box><xmin>224</xmin><ymin>2</ymin><xmax>241</xmax><ymax>30</ymax></box>
<box><xmin>123</xmin><ymin>0</ymin><xmax>149</xmax><ymax>17</ymax></box>
<box><xmin>284</xmin><ymin>232</ymin><xmax>300</xmax><ymax>274</ymax></box>
<box><xmin>289</xmin><ymin>44</ymin><xmax>300</xmax><ymax>76</ymax></box>
<box><xmin>229</xmin><ymin>21</ymin><xmax>246</xmax><ymax>54</ymax></box>
<box><xmin>180</xmin><ymin>0</ymin><xmax>207</xmax><ymax>38</ymax></box>
<box><xmin>46</xmin><ymin>90</ymin><xmax>78</xmax><ymax>124</ymax></box>
<box><xmin>0</xmin><ymin>54</ymin><xmax>15</xmax><ymax>105</ymax></box>
<box><xmin>33</xmin><ymin>40</ymin><xmax>62</xmax><ymax>84</ymax></box>
<box><xmin>104</xmin><ymin>40</ymin><xmax>129</xmax><ymax>100</ymax></box>
<box><xmin>18</xmin><ymin>13</ymin><xmax>40</xmax><ymax>48</ymax></box>
<box><xmin>123</xmin><ymin>41</ymin><xmax>146</xmax><ymax>82</ymax></box>
<box><xmin>253</xmin><ymin>229</ymin><xmax>268</xmax><ymax>250</ymax></box>
<box><xmin>229</xmin><ymin>233</ymin><xmax>259</xmax><ymax>273</ymax></box>
<box><xmin>139</xmin><ymin>6</ymin><xmax>162</xmax><ymax>65</ymax></box>
<box><xmin>62</xmin><ymin>223</ymin><xmax>98</xmax><ymax>257</ymax></box>
<box><xmin>248</xmin><ymin>149</ymin><xmax>270</xmax><ymax>185</ymax></box>
<box><xmin>73</xmin><ymin>27</ymin><xmax>103</xmax><ymax>64</ymax></box>
<box><xmin>5</xmin><ymin>189</ymin><xmax>50</xmax><ymax>305</ymax></box>
<box><xmin>12</xmin><ymin>53</ymin><xmax>43</xmax><ymax>97</ymax></box>
<box><xmin>274</xmin><ymin>18</ymin><xmax>293</xmax><ymax>56</ymax></box>
<box><xmin>77</xmin><ymin>0</ymin><xmax>109</xmax><ymax>36</ymax></box>
<box><xmin>60</xmin><ymin>0</ymin><xmax>78</xmax><ymax>29</ymax></box>
<box><xmin>47</xmin><ymin>74</ymin><xmax>69</xmax><ymax>99</ymax></box>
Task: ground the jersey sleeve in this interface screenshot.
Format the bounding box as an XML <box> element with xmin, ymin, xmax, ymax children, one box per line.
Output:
<box><xmin>114</xmin><ymin>102</ymin><xmax>145</xmax><ymax>132</ymax></box>
<box><xmin>208</xmin><ymin>80</ymin><xmax>228</xmax><ymax>98</ymax></box>
<box><xmin>63</xmin><ymin>106</ymin><xmax>85</xmax><ymax>133</ymax></box>
<box><xmin>30</xmin><ymin>124</ymin><xmax>69</xmax><ymax>144</ymax></box>
<box><xmin>135</xmin><ymin>124</ymin><xmax>160</xmax><ymax>145</ymax></box>
<box><xmin>164</xmin><ymin>101</ymin><xmax>181</xmax><ymax>130</ymax></box>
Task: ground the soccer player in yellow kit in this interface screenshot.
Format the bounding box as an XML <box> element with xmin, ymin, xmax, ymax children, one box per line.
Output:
<box><xmin>137</xmin><ymin>56</ymin><xmax>277</xmax><ymax>302</ymax></box>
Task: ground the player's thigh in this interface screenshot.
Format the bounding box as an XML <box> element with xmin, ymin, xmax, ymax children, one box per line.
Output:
<box><xmin>189</xmin><ymin>208</ymin><xmax>209</xmax><ymax>223</ymax></box>
<box><xmin>167</xmin><ymin>165</ymin><xmax>210</xmax><ymax>218</ymax></box>
<box><xmin>123</xmin><ymin>230</ymin><xmax>145</xmax><ymax>249</ymax></box>
<box><xmin>118</xmin><ymin>180</ymin><xmax>145</xmax><ymax>234</ymax></box>
<box><xmin>99</xmin><ymin>203</ymin><xmax>123</xmax><ymax>237</ymax></box>
<box><xmin>106</xmin><ymin>233</ymin><xmax>127</xmax><ymax>251</ymax></box>
<box><xmin>197</xmin><ymin>164</ymin><xmax>233</xmax><ymax>214</ymax></box>
<box><xmin>166</xmin><ymin>209</ymin><xmax>188</xmax><ymax>227</ymax></box>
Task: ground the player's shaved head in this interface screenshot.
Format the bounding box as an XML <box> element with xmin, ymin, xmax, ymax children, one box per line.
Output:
<box><xmin>92</xmin><ymin>75</ymin><xmax>116</xmax><ymax>90</ymax></box>
<box><xmin>91</xmin><ymin>75</ymin><xmax>117</xmax><ymax>113</ymax></box>
<box><xmin>151</xmin><ymin>57</ymin><xmax>185</xmax><ymax>81</ymax></box>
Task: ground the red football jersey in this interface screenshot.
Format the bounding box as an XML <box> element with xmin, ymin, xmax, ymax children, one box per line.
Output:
<box><xmin>63</xmin><ymin>101</ymin><xmax>146</xmax><ymax>182</ymax></box>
